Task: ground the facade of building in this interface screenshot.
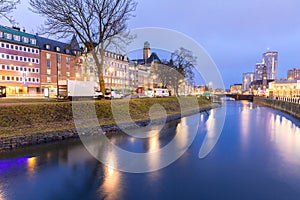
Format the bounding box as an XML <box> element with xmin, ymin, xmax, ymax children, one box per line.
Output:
<box><xmin>230</xmin><ymin>84</ymin><xmax>242</xmax><ymax>94</ymax></box>
<box><xmin>254</xmin><ymin>63</ymin><xmax>265</xmax><ymax>81</ymax></box>
<box><xmin>287</xmin><ymin>68</ymin><xmax>300</xmax><ymax>80</ymax></box>
<box><xmin>0</xmin><ymin>25</ymin><xmax>41</xmax><ymax>96</ymax></box>
<box><xmin>242</xmin><ymin>72</ymin><xmax>255</xmax><ymax>91</ymax></box>
<box><xmin>262</xmin><ymin>51</ymin><xmax>278</xmax><ymax>80</ymax></box>
<box><xmin>269</xmin><ymin>80</ymin><xmax>300</xmax><ymax>98</ymax></box>
<box><xmin>82</xmin><ymin>50</ymin><xmax>129</xmax><ymax>92</ymax></box>
<box><xmin>36</xmin><ymin>35</ymin><xmax>81</xmax><ymax>97</ymax></box>
<box><xmin>250</xmin><ymin>66</ymin><xmax>274</xmax><ymax>95</ymax></box>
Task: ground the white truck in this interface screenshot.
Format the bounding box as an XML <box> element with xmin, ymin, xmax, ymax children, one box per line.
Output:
<box><xmin>64</xmin><ymin>80</ymin><xmax>103</xmax><ymax>99</ymax></box>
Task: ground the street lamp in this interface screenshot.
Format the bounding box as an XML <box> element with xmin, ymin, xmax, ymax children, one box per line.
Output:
<box><xmin>108</xmin><ymin>67</ymin><xmax>114</xmax><ymax>92</ymax></box>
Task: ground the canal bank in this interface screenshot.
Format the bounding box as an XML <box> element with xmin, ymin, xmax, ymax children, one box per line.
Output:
<box><xmin>0</xmin><ymin>98</ymin><xmax>219</xmax><ymax>151</ymax></box>
<box><xmin>254</xmin><ymin>97</ymin><xmax>300</xmax><ymax>119</ymax></box>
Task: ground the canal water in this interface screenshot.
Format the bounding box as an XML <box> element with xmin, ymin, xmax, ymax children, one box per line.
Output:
<box><xmin>1</xmin><ymin>101</ymin><xmax>300</xmax><ymax>200</ymax></box>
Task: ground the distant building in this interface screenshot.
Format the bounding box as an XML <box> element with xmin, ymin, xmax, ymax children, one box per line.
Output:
<box><xmin>269</xmin><ymin>80</ymin><xmax>300</xmax><ymax>98</ymax></box>
<box><xmin>230</xmin><ymin>84</ymin><xmax>242</xmax><ymax>94</ymax></box>
<box><xmin>0</xmin><ymin>25</ymin><xmax>41</xmax><ymax>96</ymax></box>
<box><xmin>250</xmin><ymin>66</ymin><xmax>274</xmax><ymax>95</ymax></box>
<box><xmin>262</xmin><ymin>51</ymin><xmax>278</xmax><ymax>80</ymax></box>
<box><xmin>254</xmin><ymin>63</ymin><xmax>265</xmax><ymax>81</ymax></box>
<box><xmin>242</xmin><ymin>72</ymin><xmax>255</xmax><ymax>91</ymax></box>
<box><xmin>287</xmin><ymin>68</ymin><xmax>300</xmax><ymax>80</ymax></box>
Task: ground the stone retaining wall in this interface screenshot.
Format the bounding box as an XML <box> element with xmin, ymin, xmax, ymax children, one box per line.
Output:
<box><xmin>0</xmin><ymin>104</ymin><xmax>219</xmax><ymax>151</ymax></box>
<box><xmin>253</xmin><ymin>97</ymin><xmax>300</xmax><ymax>119</ymax></box>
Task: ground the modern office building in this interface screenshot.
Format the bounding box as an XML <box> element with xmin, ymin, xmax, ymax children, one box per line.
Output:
<box><xmin>242</xmin><ymin>72</ymin><xmax>255</xmax><ymax>91</ymax></box>
<box><xmin>262</xmin><ymin>51</ymin><xmax>278</xmax><ymax>80</ymax></box>
<box><xmin>0</xmin><ymin>25</ymin><xmax>41</xmax><ymax>96</ymax></box>
<box><xmin>254</xmin><ymin>63</ymin><xmax>265</xmax><ymax>81</ymax></box>
<box><xmin>287</xmin><ymin>68</ymin><xmax>300</xmax><ymax>80</ymax></box>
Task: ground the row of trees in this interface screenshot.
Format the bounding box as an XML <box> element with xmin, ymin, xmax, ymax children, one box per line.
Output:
<box><xmin>1</xmin><ymin>0</ymin><xmax>196</xmax><ymax>96</ymax></box>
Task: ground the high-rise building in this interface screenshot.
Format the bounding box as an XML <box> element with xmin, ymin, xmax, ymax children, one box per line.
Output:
<box><xmin>287</xmin><ymin>68</ymin><xmax>300</xmax><ymax>80</ymax></box>
<box><xmin>262</xmin><ymin>51</ymin><xmax>278</xmax><ymax>80</ymax></box>
<box><xmin>254</xmin><ymin>63</ymin><xmax>264</xmax><ymax>81</ymax></box>
<box><xmin>242</xmin><ymin>72</ymin><xmax>255</xmax><ymax>91</ymax></box>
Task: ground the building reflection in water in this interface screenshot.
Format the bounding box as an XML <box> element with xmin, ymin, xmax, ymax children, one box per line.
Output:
<box><xmin>27</xmin><ymin>157</ymin><xmax>37</xmax><ymax>176</ymax></box>
<box><xmin>240</xmin><ymin>101</ymin><xmax>251</xmax><ymax>150</ymax></box>
<box><xmin>268</xmin><ymin>113</ymin><xmax>300</xmax><ymax>165</ymax></box>
<box><xmin>99</xmin><ymin>152</ymin><xmax>123</xmax><ymax>200</ymax></box>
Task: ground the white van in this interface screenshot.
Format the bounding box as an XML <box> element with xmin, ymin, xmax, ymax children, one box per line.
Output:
<box><xmin>153</xmin><ymin>88</ymin><xmax>169</xmax><ymax>97</ymax></box>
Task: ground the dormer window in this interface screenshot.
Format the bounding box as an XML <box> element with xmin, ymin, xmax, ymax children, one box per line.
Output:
<box><xmin>55</xmin><ymin>46</ymin><xmax>60</xmax><ymax>52</ymax></box>
<box><xmin>22</xmin><ymin>36</ymin><xmax>29</xmax><ymax>43</ymax></box>
<box><xmin>30</xmin><ymin>38</ymin><xmax>36</xmax><ymax>45</ymax></box>
<box><xmin>66</xmin><ymin>49</ymin><xmax>70</xmax><ymax>54</ymax></box>
<box><xmin>45</xmin><ymin>44</ymin><xmax>50</xmax><ymax>50</ymax></box>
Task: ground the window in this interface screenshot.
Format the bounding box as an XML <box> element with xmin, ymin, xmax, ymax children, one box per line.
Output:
<box><xmin>1</xmin><ymin>43</ymin><xmax>4</xmax><ymax>48</ymax></box>
<box><xmin>0</xmin><ymin>32</ymin><xmax>2</xmax><ymax>38</ymax></box>
<box><xmin>11</xmin><ymin>77</ymin><xmax>14</xmax><ymax>81</ymax></box>
<box><xmin>55</xmin><ymin>46</ymin><xmax>60</xmax><ymax>52</ymax></box>
<box><xmin>19</xmin><ymin>46</ymin><xmax>22</xmax><ymax>51</ymax></box>
<box><xmin>32</xmin><ymin>68</ymin><xmax>35</xmax><ymax>73</ymax></box>
<box><xmin>47</xmin><ymin>77</ymin><xmax>51</xmax><ymax>83</ymax></box>
<box><xmin>6</xmin><ymin>76</ymin><xmax>10</xmax><ymax>81</ymax></box>
<box><xmin>35</xmin><ymin>49</ymin><xmax>39</xmax><ymax>54</ymax></box>
<box><xmin>15</xmin><ymin>45</ymin><xmax>18</xmax><ymax>50</ymax></box>
<box><xmin>66</xmin><ymin>57</ymin><xmax>70</xmax><ymax>64</ymax></box>
<box><xmin>6</xmin><ymin>44</ymin><xmax>9</xmax><ymax>48</ymax></box>
<box><xmin>20</xmin><ymin>67</ymin><xmax>23</xmax><ymax>71</ymax></box>
<box><xmin>36</xmin><ymin>68</ymin><xmax>39</xmax><ymax>73</ymax></box>
<box><xmin>24</xmin><ymin>57</ymin><xmax>27</xmax><ymax>62</ymax></box>
<box><xmin>31</xmin><ymin>48</ymin><xmax>35</xmax><ymax>53</ymax></box>
<box><xmin>24</xmin><ymin>47</ymin><xmax>27</xmax><ymax>52</ymax></box>
<box><xmin>1</xmin><ymin>76</ymin><xmax>5</xmax><ymax>81</ymax></box>
<box><xmin>16</xmin><ymin>67</ymin><xmax>19</xmax><ymax>71</ymax></box>
<box><xmin>10</xmin><ymin>45</ymin><xmax>13</xmax><ymax>49</ymax></box>
<box><xmin>47</xmin><ymin>69</ymin><xmax>51</xmax><ymax>75</ymax></box>
<box><xmin>10</xmin><ymin>55</ymin><xmax>14</xmax><ymax>60</ymax></box>
<box><xmin>22</xmin><ymin>37</ymin><xmax>29</xmax><ymax>43</ymax></box>
<box><xmin>28</xmin><ymin>78</ymin><xmax>31</xmax><ymax>82</ymax></box>
<box><xmin>46</xmin><ymin>53</ymin><xmax>51</xmax><ymax>68</ymax></box>
<box><xmin>30</xmin><ymin>39</ymin><xmax>36</xmax><ymax>45</ymax></box>
<box><xmin>36</xmin><ymin>78</ymin><xmax>39</xmax><ymax>82</ymax></box>
<box><xmin>1</xmin><ymin>54</ymin><xmax>4</xmax><ymax>58</ymax></box>
<box><xmin>6</xmin><ymin>55</ymin><xmax>9</xmax><ymax>59</ymax></box>
<box><xmin>13</xmin><ymin>35</ymin><xmax>21</xmax><ymax>41</ymax></box>
<box><xmin>28</xmin><ymin>68</ymin><xmax>31</xmax><ymax>72</ymax></box>
<box><xmin>15</xmin><ymin>56</ymin><xmax>18</xmax><ymax>61</ymax></box>
<box><xmin>23</xmin><ymin>67</ymin><xmax>27</xmax><ymax>72</ymax></box>
<box><xmin>45</xmin><ymin>44</ymin><xmax>50</xmax><ymax>50</ymax></box>
<box><xmin>20</xmin><ymin>77</ymin><xmax>22</xmax><ymax>82</ymax></box>
<box><xmin>56</xmin><ymin>54</ymin><xmax>61</xmax><ymax>63</ymax></box>
<box><xmin>11</xmin><ymin>66</ymin><xmax>14</xmax><ymax>71</ymax></box>
<box><xmin>28</xmin><ymin>58</ymin><xmax>31</xmax><ymax>62</ymax></box>
<box><xmin>6</xmin><ymin>65</ymin><xmax>10</xmax><ymax>70</ymax></box>
<box><xmin>32</xmin><ymin>78</ymin><xmax>35</xmax><ymax>82</ymax></box>
<box><xmin>4</xmin><ymin>33</ymin><xmax>12</xmax><ymax>40</ymax></box>
<box><xmin>20</xmin><ymin>57</ymin><xmax>23</xmax><ymax>61</ymax></box>
<box><xmin>16</xmin><ymin>77</ymin><xmax>19</xmax><ymax>81</ymax></box>
<box><xmin>1</xmin><ymin>65</ymin><xmax>5</xmax><ymax>70</ymax></box>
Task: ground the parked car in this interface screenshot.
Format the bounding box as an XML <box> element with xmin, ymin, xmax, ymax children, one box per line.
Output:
<box><xmin>105</xmin><ymin>90</ymin><xmax>123</xmax><ymax>99</ymax></box>
<box><xmin>93</xmin><ymin>90</ymin><xmax>103</xmax><ymax>100</ymax></box>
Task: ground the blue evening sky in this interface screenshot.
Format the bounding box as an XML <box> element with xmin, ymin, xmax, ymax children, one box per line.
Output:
<box><xmin>2</xmin><ymin>0</ymin><xmax>300</xmax><ymax>88</ymax></box>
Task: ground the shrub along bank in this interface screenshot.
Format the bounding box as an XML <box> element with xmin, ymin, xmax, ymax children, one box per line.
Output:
<box><xmin>0</xmin><ymin>97</ymin><xmax>212</xmax><ymax>139</ymax></box>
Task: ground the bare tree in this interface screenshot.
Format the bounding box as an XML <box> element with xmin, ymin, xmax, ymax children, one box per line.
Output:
<box><xmin>152</xmin><ymin>48</ymin><xmax>196</xmax><ymax>96</ymax></box>
<box><xmin>29</xmin><ymin>0</ymin><xmax>137</xmax><ymax>94</ymax></box>
<box><xmin>170</xmin><ymin>47</ymin><xmax>196</xmax><ymax>96</ymax></box>
<box><xmin>0</xmin><ymin>0</ymin><xmax>20</xmax><ymax>24</ymax></box>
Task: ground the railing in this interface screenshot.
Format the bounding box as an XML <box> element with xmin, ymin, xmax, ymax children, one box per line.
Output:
<box><xmin>271</xmin><ymin>96</ymin><xmax>300</xmax><ymax>104</ymax></box>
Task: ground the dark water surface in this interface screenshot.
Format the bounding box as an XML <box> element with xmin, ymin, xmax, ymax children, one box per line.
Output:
<box><xmin>1</xmin><ymin>101</ymin><xmax>300</xmax><ymax>200</ymax></box>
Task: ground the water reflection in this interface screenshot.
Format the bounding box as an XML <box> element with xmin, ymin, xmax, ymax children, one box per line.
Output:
<box><xmin>99</xmin><ymin>152</ymin><xmax>122</xmax><ymax>200</ymax></box>
<box><xmin>27</xmin><ymin>157</ymin><xmax>37</xmax><ymax>176</ymax></box>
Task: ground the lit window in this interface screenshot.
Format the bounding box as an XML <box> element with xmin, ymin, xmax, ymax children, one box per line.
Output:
<box><xmin>45</xmin><ymin>44</ymin><xmax>50</xmax><ymax>50</ymax></box>
<box><xmin>55</xmin><ymin>46</ymin><xmax>60</xmax><ymax>52</ymax></box>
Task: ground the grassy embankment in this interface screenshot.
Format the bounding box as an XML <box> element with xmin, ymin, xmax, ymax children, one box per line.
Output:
<box><xmin>0</xmin><ymin>97</ymin><xmax>212</xmax><ymax>138</ymax></box>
